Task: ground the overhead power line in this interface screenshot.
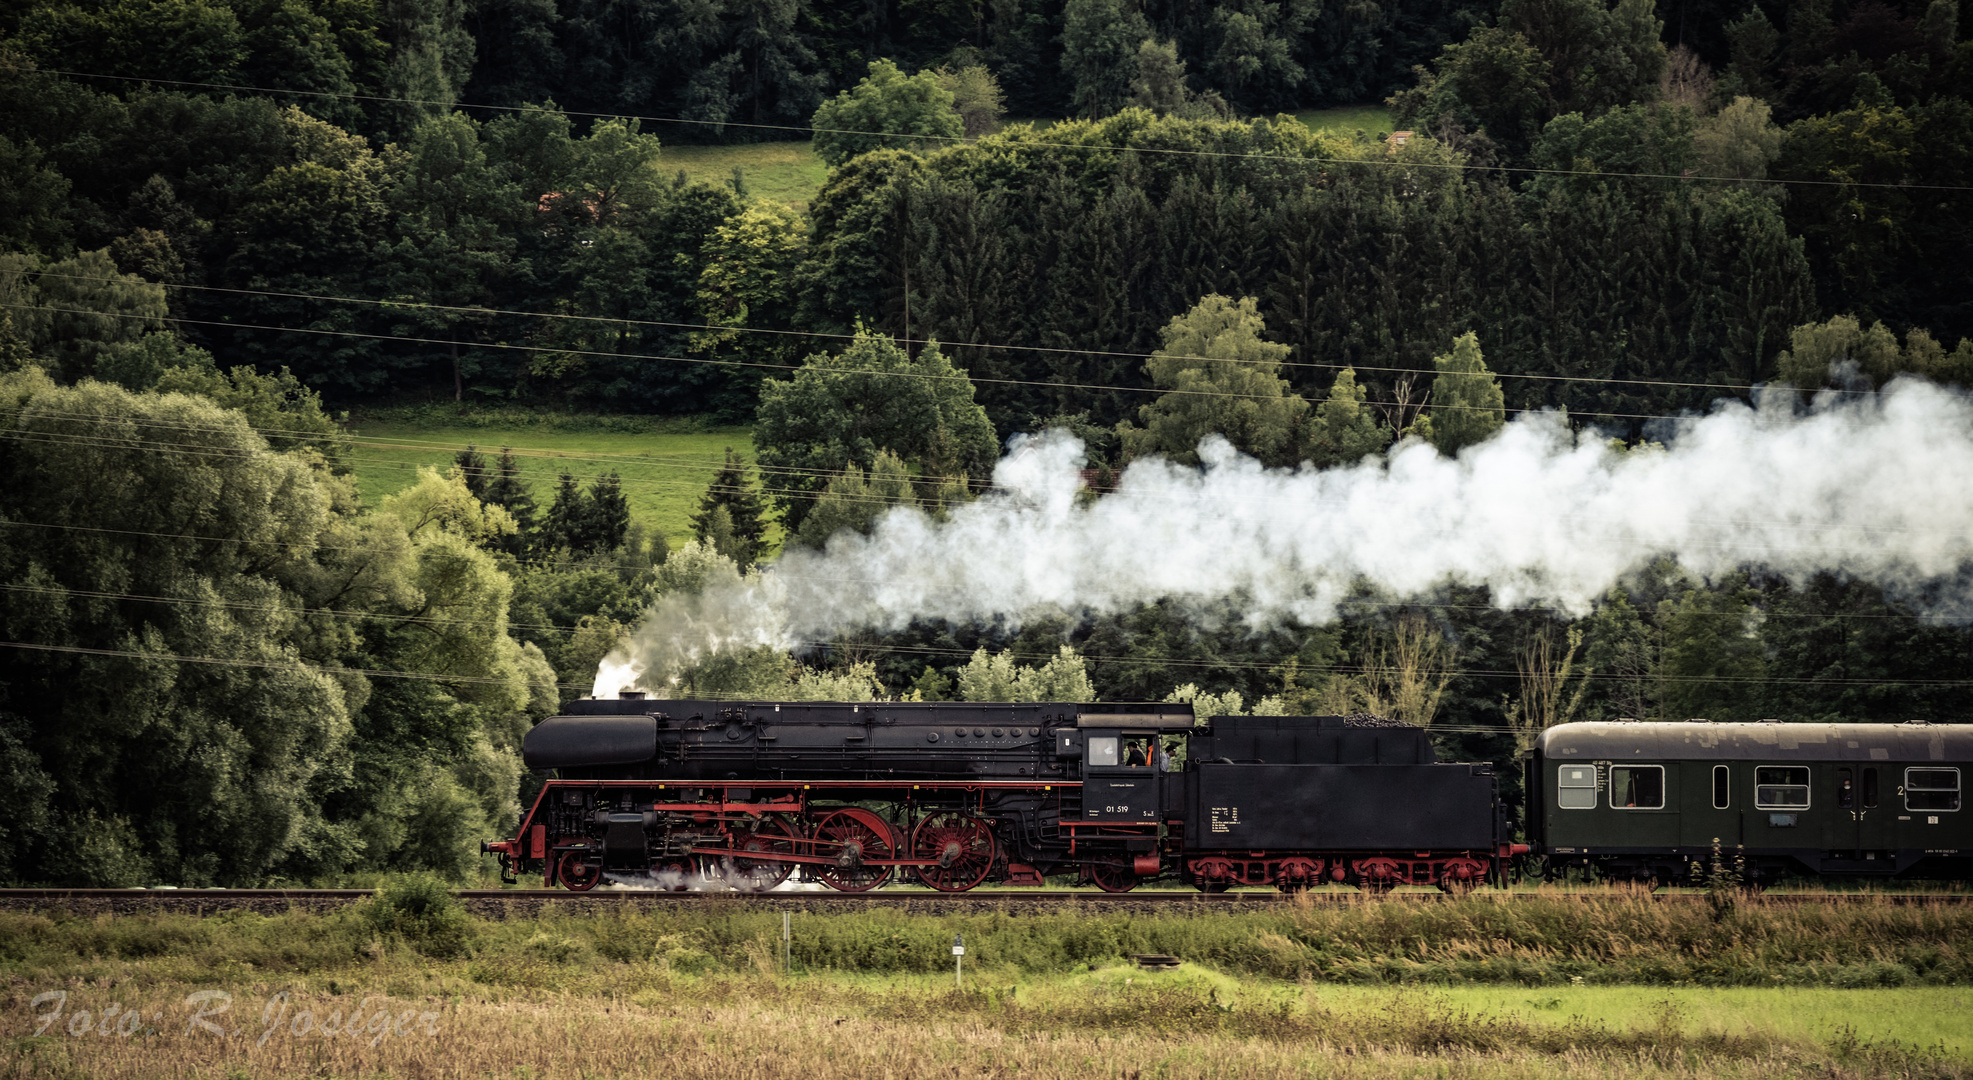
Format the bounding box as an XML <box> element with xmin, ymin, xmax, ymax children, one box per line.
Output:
<box><xmin>22</xmin><ymin>268</ymin><xmax>1851</xmax><ymax>401</ymax></box>
<box><xmin>4</xmin><ymin>631</ymin><xmax>1968</xmax><ymax>695</ymax></box>
<box><xmin>0</xmin><ymin>639</ymin><xmax>591</xmax><ymax>691</ymax></box>
<box><xmin>3</xmin><ymin>408</ymin><xmax>1957</xmax><ymax>554</ymax></box>
<box><xmin>0</xmin><ymin>299</ymin><xmax>1838</xmax><ymax>427</ymax></box>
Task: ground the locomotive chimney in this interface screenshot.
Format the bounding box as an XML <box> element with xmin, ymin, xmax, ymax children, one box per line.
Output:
<box><xmin>619</xmin><ymin>689</ymin><xmax>646</xmax><ymax>700</ymax></box>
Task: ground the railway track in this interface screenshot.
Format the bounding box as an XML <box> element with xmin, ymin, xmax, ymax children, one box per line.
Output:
<box><xmin>0</xmin><ymin>887</ymin><xmax>1965</xmax><ymax>918</ymax></box>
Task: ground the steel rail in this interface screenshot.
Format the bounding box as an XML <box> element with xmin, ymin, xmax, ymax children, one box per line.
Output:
<box><xmin>0</xmin><ymin>888</ymin><xmax>1964</xmax><ymax>905</ymax></box>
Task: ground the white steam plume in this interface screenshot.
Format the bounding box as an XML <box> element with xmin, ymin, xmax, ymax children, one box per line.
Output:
<box><xmin>594</xmin><ymin>379</ymin><xmax>1973</xmax><ymax>697</ymax></box>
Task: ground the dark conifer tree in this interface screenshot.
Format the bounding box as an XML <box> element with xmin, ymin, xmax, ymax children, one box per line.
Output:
<box><xmin>453</xmin><ymin>444</ymin><xmax>489</xmax><ymax>500</ymax></box>
<box><xmin>541</xmin><ymin>471</ymin><xmax>586</xmax><ymax>554</ymax></box>
<box><xmin>585</xmin><ymin>471</ymin><xmax>631</xmax><ymax>556</ymax></box>
<box><xmin>481</xmin><ymin>447</ymin><xmax>535</xmax><ymax>559</ymax></box>
<box><xmin>688</xmin><ymin>448</ymin><xmax>768</xmax><ymax>565</ymax></box>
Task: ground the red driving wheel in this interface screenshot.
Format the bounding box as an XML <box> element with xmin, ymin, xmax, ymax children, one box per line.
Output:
<box><xmin>729</xmin><ymin>817</ymin><xmax>802</xmax><ymax>891</ymax></box>
<box><xmin>811</xmin><ymin>808</ymin><xmax>897</xmax><ymax>892</ymax></box>
<box><xmin>910</xmin><ymin>813</ymin><xmax>996</xmax><ymax>892</ymax></box>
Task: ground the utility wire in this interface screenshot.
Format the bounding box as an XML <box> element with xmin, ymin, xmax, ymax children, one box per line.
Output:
<box><xmin>1</xmin><ymin>417</ymin><xmax>1953</xmax><ymax>553</ymax></box>
<box><xmin>6</xmin><ymin>517</ymin><xmax>1960</xmax><ymax>630</ymax></box>
<box><xmin>0</xmin><ymin>299</ymin><xmax>1844</xmax><ymax>426</ymax></box>
<box><xmin>0</xmin><ymin>639</ymin><xmax>592</xmax><ymax>691</ymax></box>
<box><xmin>5</xmin><ymin>632</ymin><xmax>1966</xmax><ymax>694</ymax></box>
<box><xmin>22</xmin><ymin>268</ymin><xmax>1855</xmax><ymax>400</ymax></box>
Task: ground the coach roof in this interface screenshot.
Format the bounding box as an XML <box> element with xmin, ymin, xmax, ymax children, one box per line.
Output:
<box><xmin>1535</xmin><ymin>721</ymin><xmax>1973</xmax><ymax>763</ymax></box>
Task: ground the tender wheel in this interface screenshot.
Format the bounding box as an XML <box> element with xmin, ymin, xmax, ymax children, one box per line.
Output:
<box><xmin>812</xmin><ymin>808</ymin><xmax>897</xmax><ymax>892</ymax></box>
<box><xmin>729</xmin><ymin>817</ymin><xmax>801</xmax><ymax>891</ymax></box>
<box><xmin>1195</xmin><ymin>882</ymin><xmax>1232</xmax><ymax>894</ymax></box>
<box><xmin>1087</xmin><ymin>860</ymin><xmax>1137</xmax><ymax>893</ymax></box>
<box><xmin>910</xmin><ymin>813</ymin><xmax>996</xmax><ymax>892</ymax></box>
<box><xmin>557</xmin><ymin>851</ymin><xmax>601</xmax><ymax>892</ymax></box>
<box><xmin>1356</xmin><ymin>880</ymin><xmax>1396</xmax><ymax>895</ymax></box>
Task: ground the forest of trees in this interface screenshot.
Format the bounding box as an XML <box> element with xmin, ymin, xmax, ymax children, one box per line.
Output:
<box><xmin>2</xmin><ymin>0</ymin><xmax>1971</xmax><ymax>885</ymax></box>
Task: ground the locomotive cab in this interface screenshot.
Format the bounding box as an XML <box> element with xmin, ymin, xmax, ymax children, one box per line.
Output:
<box><xmin>1063</xmin><ymin>707</ymin><xmax>1197</xmax><ymax>891</ymax></box>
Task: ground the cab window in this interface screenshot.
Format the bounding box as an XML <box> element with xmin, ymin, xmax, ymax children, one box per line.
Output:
<box><xmin>1557</xmin><ymin>764</ymin><xmax>1597</xmax><ymax>809</ymax></box>
<box><xmin>1755</xmin><ymin>766</ymin><xmax>1810</xmax><ymax>809</ymax></box>
<box><xmin>1906</xmin><ymin>768</ymin><xmax>1961</xmax><ymax>812</ymax></box>
<box><xmin>1086</xmin><ymin>736</ymin><xmax>1119</xmax><ymax>767</ymax></box>
<box><xmin>1609</xmin><ymin>765</ymin><xmax>1664</xmax><ymax>809</ymax></box>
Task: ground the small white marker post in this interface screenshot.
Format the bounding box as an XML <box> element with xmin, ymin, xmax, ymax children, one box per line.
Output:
<box><xmin>783</xmin><ymin>911</ymin><xmax>792</xmax><ymax>975</ymax></box>
<box><xmin>953</xmin><ymin>933</ymin><xmax>965</xmax><ymax>987</ymax></box>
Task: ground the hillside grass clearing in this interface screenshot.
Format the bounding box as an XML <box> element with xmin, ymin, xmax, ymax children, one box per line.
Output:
<box><xmin>343</xmin><ymin>413</ymin><xmax>763</xmax><ymax>550</ymax></box>
<box><xmin>1294</xmin><ymin>104</ymin><xmax>1397</xmax><ymax>137</ymax></box>
<box><xmin>659</xmin><ymin>141</ymin><xmax>830</xmax><ymax>209</ymax></box>
<box><xmin>655</xmin><ymin>105</ymin><xmax>1396</xmax><ymax>211</ymax></box>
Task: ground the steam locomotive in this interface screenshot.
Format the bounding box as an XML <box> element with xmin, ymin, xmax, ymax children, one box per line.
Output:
<box><xmin>485</xmin><ymin>696</ymin><xmax>1517</xmax><ymax>892</ymax></box>
<box><xmin>483</xmin><ymin>697</ymin><xmax>1973</xmax><ymax>892</ymax></box>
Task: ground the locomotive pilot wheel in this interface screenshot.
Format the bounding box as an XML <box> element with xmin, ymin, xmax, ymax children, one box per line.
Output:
<box><xmin>812</xmin><ymin>808</ymin><xmax>898</xmax><ymax>892</ymax></box>
<box><xmin>910</xmin><ymin>813</ymin><xmax>996</xmax><ymax>892</ymax></box>
<box><xmin>556</xmin><ymin>850</ymin><xmax>601</xmax><ymax>892</ymax></box>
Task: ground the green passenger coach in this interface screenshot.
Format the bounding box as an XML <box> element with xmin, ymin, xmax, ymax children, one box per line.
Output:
<box><xmin>1525</xmin><ymin>721</ymin><xmax>1972</xmax><ymax>887</ymax></box>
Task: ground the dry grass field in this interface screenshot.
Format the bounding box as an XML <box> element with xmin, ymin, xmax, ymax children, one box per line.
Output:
<box><xmin>3</xmin><ymin>886</ymin><xmax>1967</xmax><ymax>1080</ymax></box>
<box><xmin>5</xmin><ymin>970</ymin><xmax>1965</xmax><ymax>1080</ymax></box>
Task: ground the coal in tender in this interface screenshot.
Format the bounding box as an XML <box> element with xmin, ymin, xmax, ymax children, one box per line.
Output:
<box><xmin>1336</xmin><ymin>712</ymin><xmax>1414</xmax><ymax>729</ymax></box>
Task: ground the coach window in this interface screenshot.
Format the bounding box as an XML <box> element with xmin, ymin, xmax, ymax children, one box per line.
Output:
<box><xmin>1086</xmin><ymin>736</ymin><xmax>1119</xmax><ymax>767</ymax></box>
<box><xmin>1837</xmin><ymin>767</ymin><xmax>1854</xmax><ymax>810</ymax></box>
<box><xmin>1755</xmin><ymin>766</ymin><xmax>1810</xmax><ymax>809</ymax></box>
<box><xmin>1905</xmin><ymin>768</ymin><xmax>1961</xmax><ymax>812</ymax></box>
<box><xmin>1557</xmin><ymin>764</ymin><xmax>1597</xmax><ymax>809</ymax></box>
<box><xmin>1712</xmin><ymin>765</ymin><xmax>1730</xmax><ymax>809</ymax></box>
<box><xmin>1609</xmin><ymin>765</ymin><xmax>1664</xmax><ymax>809</ymax></box>
<box><xmin>1862</xmin><ymin>768</ymin><xmax>1879</xmax><ymax>809</ymax></box>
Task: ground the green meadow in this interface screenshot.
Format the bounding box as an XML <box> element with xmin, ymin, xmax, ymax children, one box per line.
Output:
<box><xmin>659</xmin><ymin>140</ymin><xmax>831</xmax><ymax>209</ymax></box>
<box><xmin>343</xmin><ymin>409</ymin><xmax>760</xmax><ymax>551</ymax></box>
<box><xmin>1293</xmin><ymin>104</ymin><xmax>1397</xmax><ymax>137</ymax></box>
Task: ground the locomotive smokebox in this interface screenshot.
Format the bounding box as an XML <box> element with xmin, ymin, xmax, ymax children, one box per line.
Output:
<box><xmin>523</xmin><ymin>714</ymin><xmax>658</xmax><ymax>770</ymax></box>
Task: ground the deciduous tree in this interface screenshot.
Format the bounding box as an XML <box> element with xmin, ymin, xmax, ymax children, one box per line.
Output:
<box><xmin>1119</xmin><ymin>294</ymin><xmax>1308</xmax><ymax>467</ymax></box>
<box><xmin>754</xmin><ymin>331</ymin><xmax>996</xmax><ymax>533</ymax></box>
<box><xmin>811</xmin><ymin>60</ymin><xmax>963</xmax><ymax>167</ymax></box>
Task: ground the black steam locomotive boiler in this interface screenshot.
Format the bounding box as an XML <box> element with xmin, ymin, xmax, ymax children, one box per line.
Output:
<box><xmin>483</xmin><ymin>695</ymin><xmax>1520</xmax><ymax>892</ymax></box>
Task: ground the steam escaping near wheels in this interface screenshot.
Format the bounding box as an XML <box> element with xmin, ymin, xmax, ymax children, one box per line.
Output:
<box><xmin>596</xmin><ymin>864</ymin><xmax>831</xmax><ymax>893</ymax></box>
<box><xmin>597</xmin><ymin>378</ymin><xmax>1973</xmax><ymax>696</ymax></box>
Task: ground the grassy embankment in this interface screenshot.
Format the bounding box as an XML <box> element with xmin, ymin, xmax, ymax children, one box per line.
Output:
<box><xmin>343</xmin><ymin>407</ymin><xmax>765</xmax><ymax>552</ymax></box>
<box><xmin>2</xmin><ymin>886</ymin><xmax>1966</xmax><ymax>1079</ymax></box>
